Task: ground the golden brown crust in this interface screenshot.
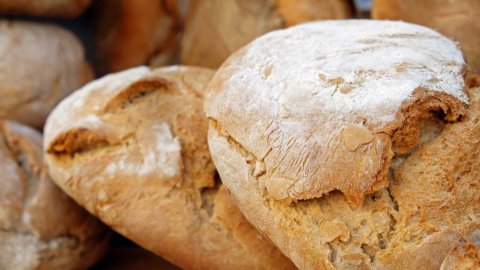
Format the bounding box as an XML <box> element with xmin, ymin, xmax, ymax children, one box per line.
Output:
<box><xmin>44</xmin><ymin>66</ymin><xmax>295</xmax><ymax>269</ymax></box>
<box><xmin>0</xmin><ymin>0</ymin><xmax>91</xmax><ymax>18</ymax></box>
<box><xmin>205</xmin><ymin>20</ymin><xmax>468</xmax><ymax>206</ymax></box>
<box><xmin>0</xmin><ymin>21</ymin><xmax>93</xmax><ymax>129</ymax></box>
<box><xmin>205</xmin><ymin>20</ymin><xmax>479</xmax><ymax>269</ymax></box>
<box><xmin>208</xmin><ymin>75</ymin><xmax>480</xmax><ymax>269</ymax></box>
<box><xmin>372</xmin><ymin>0</ymin><xmax>480</xmax><ymax>72</ymax></box>
<box><xmin>0</xmin><ymin>120</ymin><xmax>109</xmax><ymax>270</ymax></box>
<box><xmin>180</xmin><ymin>0</ymin><xmax>352</xmax><ymax>68</ymax></box>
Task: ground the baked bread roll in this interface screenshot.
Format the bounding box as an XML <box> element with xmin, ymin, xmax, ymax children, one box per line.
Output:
<box><xmin>205</xmin><ymin>20</ymin><xmax>480</xmax><ymax>269</ymax></box>
<box><xmin>372</xmin><ymin>0</ymin><xmax>480</xmax><ymax>72</ymax></box>
<box><xmin>0</xmin><ymin>21</ymin><xmax>93</xmax><ymax>129</ymax></box>
<box><xmin>94</xmin><ymin>0</ymin><xmax>188</xmax><ymax>75</ymax></box>
<box><xmin>43</xmin><ymin>66</ymin><xmax>295</xmax><ymax>269</ymax></box>
<box><xmin>0</xmin><ymin>120</ymin><xmax>109</xmax><ymax>270</ymax></box>
<box><xmin>0</xmin><ymin>0</ymin><xmax>91</xmax><ymax>18</ymax></box>
<box><xmin>181</xmin><ymin>0</ymin><xmax>352</xmax><ymax>68</ymax></box>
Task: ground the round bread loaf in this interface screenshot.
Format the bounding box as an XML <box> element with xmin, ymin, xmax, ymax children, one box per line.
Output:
<box><xmin>0</xmin><ymin>21</ymin><xmax>93</xmax><ymax>129</ymax></box>
<box><xmin>0</xmin><ymin>0</ymin><xmax>91</xmax><ymax>18</ymax></box>
<box><xmin>372</xmin><ymin>0</ymin><xmax>480</xmax><ymax>72</ymax></box>
<box><xmin>0</xmin><ymin>120</ymin><xmax>109</xmax><ymax>270</ymax></box>
<box><xmin>43</xmin><ymin>66</ymin><xmax>295</xmax><ymax>269</ymax></box>
<box><xmin>205</xmin><ymin>20</ymin><xmax>480</xmax><ymax>269</ymax></box>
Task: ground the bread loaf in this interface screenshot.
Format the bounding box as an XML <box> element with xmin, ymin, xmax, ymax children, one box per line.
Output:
<box><xmin>205</xmin><ymin>20</ymin><xmax>480</xmax><ymax>269</ymax></box>
<box><xmin>44</xmin><ymin>66</ymin><xmax>295</xmax><ymax>269</ymax></box>
<box><xmin>0</xmin><ymin>120</ymin><xmax>109</xmax><ymax>270</ymax></box>
<box><xmin>181</xmin><ymin>0</ymin><xmax>352</xmax><ymax>68</ymax></box>
<box><xmin>372</xmin><ymin>0</ymin><xmax>480</xmax><ymax>72</ymax></box>
<box><xmin>95</xmin><ymin>0</ymin><xmax>352</xmax><ymax>73</ymax></box>
<box><xmin>0</xmin><ymin>21</ymin><xmax>93</xmax><ymax>129</ymax></box>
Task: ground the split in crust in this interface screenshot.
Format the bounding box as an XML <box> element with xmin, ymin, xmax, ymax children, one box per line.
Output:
<box><xmin>205</xmin><ymin>20</ymin><xmax>479</xmax><ymax>269</ymax></box>
<box><xmin>44</xmin><ymin>66</ymin><xmax>295</xmax><ymax>270</ymax></box>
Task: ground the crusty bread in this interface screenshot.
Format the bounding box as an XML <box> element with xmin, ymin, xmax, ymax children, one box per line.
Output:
<box><xmin>0</xmin><ymin>0</ymin><xmax>91</xmax><ymax>18</ymax></box>
<box><xmin>0</xmin><ymin>120</ymin><xmax>109</xmax><ymax>270</ymax></box>
<box><xmin>372</xmin><ymin>0</ymin><xmax>480</xmax><ymax>72</ymax></box>
<box><xmin>94</xmin><ymin>0</ymin><xmax>188</xmax><ymax>75</ymax></box>
<box><xmin>0</xmin><ymin>21</ymin><xmax>93</xmax><ymax>129</ymax></box>
<box><xmin>205</xmin><ymin>20</ymin><xmax>479</xmax><ymax>269</ymax></box>
<box><xmin>43</xmin><ymin>66</ymin><xmax>295</xmax><ymax>269</ymax></box>
<box><xmin>181</xmin><ymin>0</ymin><xmax>352</xmax><ymax>68</ymax></box>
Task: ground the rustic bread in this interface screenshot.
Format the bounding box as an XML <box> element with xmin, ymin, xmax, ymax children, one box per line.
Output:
<box><xmin>205</xmin><ymin>20</ymin><xmax>479</xmax><ymax>269</ymax></box>
<box><xmin>44</xmin><ymin>66</ymin><xmax>295</xmax><ymax>269</ymax></box>
<box><xmin>0</xmin><ymin>21</ymin><xmax>93</xmax><ymax>129</ymax></box>
<box><xmin>372</xmin><ymin>0</ymin><xmax>480</xmax><ymax>72</ymax></box>
<box><xmin>0</xmin><ymin>0</ymin><xmax>91</xmax><ymax>18</ymax></box>
<box><xmin>94</xmin><ymin>0</ymin><xmax>188</xmax><ymax>75</ymax></box>
<box><xmin>0</xmin><ymin>120</ymin><xmax>109</xmax><ymax>270</ymax></box>
<box><xmin>181</xmin><ymin>0</ymin><xmax>352</xmax><ymax>68</ymax></box>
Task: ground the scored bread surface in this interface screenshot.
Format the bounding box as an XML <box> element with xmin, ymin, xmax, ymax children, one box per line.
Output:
<box><xmin>44</xmin><ymin>66</ymin><xmax>295</xmax><ymax>270</ymax></box>
<box><xmin>205</xmin><ymin>20</ymin><xmax>480</xmax><ymax>269</ymax></box>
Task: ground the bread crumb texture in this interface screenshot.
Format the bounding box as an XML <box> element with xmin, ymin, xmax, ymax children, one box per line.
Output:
<box><xmin>206</xmin><ymin>20</ymin><xmax>480</xmax><ymax>269</ymax></box>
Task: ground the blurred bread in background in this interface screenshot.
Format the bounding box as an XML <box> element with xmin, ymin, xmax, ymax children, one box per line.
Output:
<box><xmin>0</xmin><ymin>120</ymin><xmax>109</xmax><ymax>270</ymax></box>
<box><xmin>0</xmin><ymin>0</ymin><xmax>92</xmax><ymax>18</ymax></box>
<box><xmin>372</xmin><ymin>0</ymin><xmax>480</xmax><ymax>72</ymax></box>
<box><xmin>94</xmin><ymin>0</ymin><xmax>352</xmax><ymax>74</ymax></box>
<box><xmin>181</xmin><ymin>0</ymin><xmax>352</xmax><ymax>68</ymax></box>
<box><xmin>0</xmin><ymin>21</ymin><xmax>93</xmax><ymax>129</ymax></box>
<box><xmin>94</xmin><ymin>0</ymin><xmax>189</xmax><ymax>75</ymax></box>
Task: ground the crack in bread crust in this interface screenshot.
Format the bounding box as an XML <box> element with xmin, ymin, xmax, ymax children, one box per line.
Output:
<box><xmin>44</xmin><ymin>66</ymin><xmax>295</xmax><ymax>270</ymax></box>
<box><xmin>208</xmin><ymin>80</ymin><xmax>480</xmax><ymax>269</ymax></box>
<box><xmin>205</xmin><ymin>20</ymin><xmax>469</xmax><ymax>208</ymax></box>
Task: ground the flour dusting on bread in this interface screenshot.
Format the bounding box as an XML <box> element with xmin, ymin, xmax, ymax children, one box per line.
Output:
<box><xmin>140</xmin><ymin>123</ymin><xmax>182</xmax><ymax>177</ymax></box>
<box><xmin>205</xmin><ymin>20</ymin><xmax>468</xmax><ymax>205</ymax></box>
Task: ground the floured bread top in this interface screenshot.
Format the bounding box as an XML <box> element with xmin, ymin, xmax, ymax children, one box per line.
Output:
<box><xmin>205</xmin><ymin>20</ymin><xmax>468</xmax><ymax>205</ymax></box>
<box><xmin>44</xmin><ymin>66</ymin><xmax>201</xmax><ymax>182</ymax></box>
